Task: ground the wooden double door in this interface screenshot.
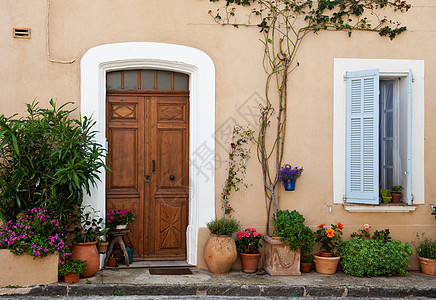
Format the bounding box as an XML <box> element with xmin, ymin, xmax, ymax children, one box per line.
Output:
<box><xmin>106</xmin><ymin>93</ymin><xmax>189</xmax><ymax>260</ymax></box>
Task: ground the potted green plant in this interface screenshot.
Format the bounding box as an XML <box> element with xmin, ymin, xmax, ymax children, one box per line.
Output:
<box><xmin>313</xmin><ymin>222</ymin><xmax>343</xmax><ymax>274</ymax></box>
<box><xmin>263</xmin><ymin>210</ymin><xmax>313</xmax><ymax>275</ymax></box>
<box><xmin>278</xmin><ymin>164</ymin><xmax>303</xmax><ymax>191</ymax></box>
<box><xmin>106</xmin><ymin>255</ymin><xmax>117</xmax><ymax>267</ymax></box>
<box><xmin>204</xmin><ymin>217</ymin><xmax>240</xmax><ymax>274</ymax></box>
<box><xmin>70</xmin><ymin>206</ymin><xmax>109</xmax><ymax>278</ymax></box>
<box><xmin>390</xmin><ymin>186</ymin><xmax>404</xmax><ymax>203</ymax></box>
<box><xmin>236</xmin><ymin>228</ymin><xmax>263</xmax><ymax>273</ymax></box>
<box><xmin>416</xmin><ymin>234</ymin><xmax>436</xmax><ymax>275</ymax></box>
<box><xmin>300</xmin><ymin>254</ymin><xmax>314</xmax><ymax>273</ymax></box>
<box><xmin>59</xmin><ymin>259</ymin><xmax>88</xmax><ymax>284</ymax></box>
<box><xmin>106</xmin><ymin>209</ymin><xmax>136</xmax><ymax>230</ymax></box>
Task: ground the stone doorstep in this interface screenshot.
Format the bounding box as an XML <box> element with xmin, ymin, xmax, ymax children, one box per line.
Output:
<box><xmin>0</xmin><ymin>284</ymin><xmax>433</xmax><ymax>298</ymax></box>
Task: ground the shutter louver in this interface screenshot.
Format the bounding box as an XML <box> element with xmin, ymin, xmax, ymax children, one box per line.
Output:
<box><xmin>346</xmin><ymin>69</ymin><xmax>380</xmax><ymax>204</ymax></box>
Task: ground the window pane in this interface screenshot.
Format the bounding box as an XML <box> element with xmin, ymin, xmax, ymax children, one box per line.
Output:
<box><xmin>141</xmin><ymin>70</ymin><xmax>155</xmax><ymax>90</ymax></box>
<box><xmin>157</xmin><ymin>71</ymin><xmax>172</xmax><ymax>90</ymax></box>
<box><xmin>124</xmin><ymin>70</ymin><xmax>138</xmax><ymax>89</ymax></box>
<box><xmin>174</xmin><ymin>73</ymin><xmax>189</xmax><ymax>90</ymax></box>
<box><xmin>107</xmin><ymin>71</ymin><xmax>121</xmax><ymax>89</ymax></box>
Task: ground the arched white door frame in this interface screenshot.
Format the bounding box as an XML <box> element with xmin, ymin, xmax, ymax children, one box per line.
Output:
<box><xmin>80</xmin><ymin>42</ymin><xmax>216</xmax><ymax>265</ymax></box>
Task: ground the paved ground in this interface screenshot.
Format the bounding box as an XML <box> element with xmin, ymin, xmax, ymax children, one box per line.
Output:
<box><xmin>0</xmin><ymin>268</ymin><xmax>435</xmax><ymax>298</ymax></box>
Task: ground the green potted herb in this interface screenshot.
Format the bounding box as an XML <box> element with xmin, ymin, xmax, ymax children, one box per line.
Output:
<box><xmin>204</xmin><ymin>217</ymin><xmax>240</xmax><ymax>275</ymax></box>
<box><xmin>390</xmin><ymin>185</ymin><xmax>404</xmax><ymax>203</ymax></box>
<box><xmin>59</xmin><ymin>259</ymin><xmax>88</xmax><ymax>284</ymax></box>
<box><xmin>416</xmin><ymin>234</ymin><xmax>436</xmax><ymax>275</ymax></box>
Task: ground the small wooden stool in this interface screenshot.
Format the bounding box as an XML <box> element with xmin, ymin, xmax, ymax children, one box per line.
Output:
<box><xmin>104</xmin><ymin>229</ymin><xmax>131</xmax><ymax>267</ymax></box>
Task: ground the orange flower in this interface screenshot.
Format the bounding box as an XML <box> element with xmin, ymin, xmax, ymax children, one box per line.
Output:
<box><xmin>337</xmin><ymin>222</ymin><xmax>343</xmax><ymax>230</ymax></box>
<box><xmin>317</xmin><ymin>223</ymin><xmax>325</xmax><ymax>228</ymax></box>
<box><xmin>326</xmin><ymin>228</ymin><xmax>335</xmax><ymax>238</ymax></box>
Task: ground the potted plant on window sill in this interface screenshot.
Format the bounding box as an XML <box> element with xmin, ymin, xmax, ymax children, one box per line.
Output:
<box><xmin>236</xmin><ymin>228</ymin><xmax>263</xmax><ymax>273</ymax></box>
<box><xmin>314</xmin><ymin>222</ymin><xmax>343</xmax><ymax>274</ymax></box>
<box><xmin>263</xmin><ymin>210</ymin><xmax>314</xmax><ymax>276</ymax></box>
<box><xmin>278</xmin><ymin>164</ymin><xmax>303</xmax><ymax>191</ymax></box>
<box><xmin>204</xmin><ymin>217</ymin><xmax>240</xmax><ymax>275</ymax></box>
<box><xmin>390</xmin><ymin>186</ymin><xmax>404</xmax><ymax>203</ymax></box>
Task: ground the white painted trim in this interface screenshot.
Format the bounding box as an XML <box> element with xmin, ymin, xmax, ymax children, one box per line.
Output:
<box><xmin>80</xmin><ymin>42</ymin><xmax>216</xmax><ymax>265</ymax></box>
<box><xmin>334</xmin><ymin>58</ymin><xmax>425</xmax><ymax>206</ymax></box>
<box><xmin>343</xmin><ymin>204</ymin><xmax>417</xmax><ymax>213</ymax></box>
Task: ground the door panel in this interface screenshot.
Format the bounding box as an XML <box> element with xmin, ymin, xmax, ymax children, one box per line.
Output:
<box><xmin>106</xmin><ymin>96</ymin><xmax>145</xmax><ymax>258</ymax></box>
<box><xmin>106</xmin><ymin>94</ymin><xmax>188</xmax><ymax>260</ymax></box>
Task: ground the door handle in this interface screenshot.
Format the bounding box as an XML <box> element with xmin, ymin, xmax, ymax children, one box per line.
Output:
<box><xmin>152</xmin><ymin>160</ymin><xmax>155</xmax><ymax>172</ymax></box>
<box><xmin>169</xmin><ymin>175</ymin><xmax>175</xmax><ymax>181</ymax></box>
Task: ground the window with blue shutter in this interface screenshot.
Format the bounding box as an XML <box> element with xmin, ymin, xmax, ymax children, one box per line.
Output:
<box><xmin>346</xmin><ymin>69</ymin><xmax>380</xmax><ymax>204</ymax></box>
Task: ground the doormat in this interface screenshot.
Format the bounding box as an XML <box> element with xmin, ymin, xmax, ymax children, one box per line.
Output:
<box><xmin>149</xmin><ymin>268</ymin><xmax>193</xmax><ymax>275</ymax></box>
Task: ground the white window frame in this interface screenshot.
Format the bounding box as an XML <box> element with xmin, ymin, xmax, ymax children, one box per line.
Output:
<box><xmin>333</xmin><ymin>58</ymin><xmax>424</xmax><ymax>212</ymax></box>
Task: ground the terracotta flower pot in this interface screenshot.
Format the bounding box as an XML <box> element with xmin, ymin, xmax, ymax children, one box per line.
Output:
<box><xmin>314</xmin><ymin>255</ymin><xmax>340</xmax><ymax>275</ymax></box>
<box><xmin>98</xmin><ymin>241</ymin><xmax>109</xmax><ymax>254</ymax></box>
<box><xmin>64</xmin><ymin>272</ymin><xmax>80</xmax><ymax>284</ymax></box>
<box><xmin>204</xmin><ymin>233</ymin><xmax>237</xmax><ymax>275</ymax></box>
<box><xmin>300</xmin><ymin>262</ymin><xmax>312</xmax><ymax>273</ymax></box>
<box><xmin>107</xmin><ymin>257</ymin><xmax>117</xmax><ymax>267</ymax></box>
<box><xmin>319</xmin><ymin>251</ymin><xmax>333</xmax><ymax>257</ymax></box>
<box><xmin>391</xmin><ymin>192</ymin><xmax>402</xmax><ymax>203</ymax></box>
<box><xmin>240</xmin><ymin>252</ymin><xmax>261</xmax><ymax>273</ymax></box>
<box><xmin>70</xmin><ymin>241</ymin><xmax>100</xmax><ymax>278</ymax></box>
<box><xmin>418</xmin><ymin>256</ymin><xmax>436</xmax><ymax>275</ymax></box>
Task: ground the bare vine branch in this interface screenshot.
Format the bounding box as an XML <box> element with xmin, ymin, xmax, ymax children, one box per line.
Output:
<box><xmin>207</xmin><ymin>0</ymin><xmax>410</xmax><ymax>233</ymax></box>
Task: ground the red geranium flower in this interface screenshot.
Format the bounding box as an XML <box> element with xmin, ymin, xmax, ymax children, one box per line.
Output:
<box><xmin>317</xmin><ymin>223</ymin><xmax>325</xmax><ymax>228</ymax></box>
<box><xmin>337</xmin><ymin>222</ymin><xmax>343</xmax><ymax>230</ymax></box>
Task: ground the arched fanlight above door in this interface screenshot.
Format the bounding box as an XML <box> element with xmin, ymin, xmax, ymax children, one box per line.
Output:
<box><xmin>107</xmin><ymin>70</ymin><xmax>189</xmax><ymax>91</ymax></box>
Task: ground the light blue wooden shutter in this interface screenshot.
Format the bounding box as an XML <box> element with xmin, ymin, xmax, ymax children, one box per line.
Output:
<box><xmin>345</xmin><ymin>69</ymin><xmax>380</xmax><ymax>204</ymax></box>
<box><xmin>407</xmin><ymin>69</ymin><xmax>413</xmax><ymax>205</ymax></box>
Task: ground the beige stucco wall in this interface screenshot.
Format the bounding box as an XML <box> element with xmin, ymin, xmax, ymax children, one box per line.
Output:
<box><xmin>2</xmin><ymin>0</ymin><xmax>435</xmax><ymax>270</ymax></box>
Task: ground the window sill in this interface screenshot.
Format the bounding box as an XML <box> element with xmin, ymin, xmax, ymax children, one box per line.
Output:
<box><xmin>343</xmin><ymin>203</ymin><xmax>417</xmax><ymax>213</ymax></box>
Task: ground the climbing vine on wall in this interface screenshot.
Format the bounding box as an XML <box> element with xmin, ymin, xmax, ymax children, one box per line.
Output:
<box><xmin>207</xmin><ymin>0</ymin><xmax>410</xmax><ymax>233</ymax></box>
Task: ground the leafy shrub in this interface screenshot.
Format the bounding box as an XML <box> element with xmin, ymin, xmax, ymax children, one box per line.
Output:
<box><xmin>0</xmin><ymin>100</ymin><xmax>108</xmax><ymax>224</ymax></box>
<box><xmin>339</xmin><ymin>238</ymin><xmax>413</xmax><ymax>277</ymax></box>
<box><xmin>273</xmin><ymin>210</ymin><xmax>314</xmax><ymax>251</ymax></box>
<box><xmin>207</xmin><ymin>217</ymin><xmax>240</xmax><ymax>236</ymax></box>
<box><xmin>58</xmin><ymin>259</ymin><xmax>88</xmax><ymax>276</ymax></box>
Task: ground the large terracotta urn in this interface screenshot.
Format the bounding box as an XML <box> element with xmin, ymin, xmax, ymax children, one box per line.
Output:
<box><xmin>204</xmin><ymin>234</ymin><xmax>237</xmax><ymax>274</ymax></box>
<box><xmin>70</xmin><ymin>241</ymin><xmax>100</xmax><ymax>278</ymax></box>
